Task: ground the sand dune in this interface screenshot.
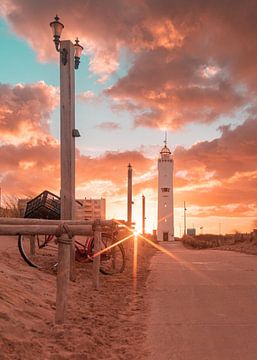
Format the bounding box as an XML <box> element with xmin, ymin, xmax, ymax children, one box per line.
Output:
<box><xmin>0</xmin><ymin>236</ymin><xmax>155</xmax><ymax>359</ymax></box>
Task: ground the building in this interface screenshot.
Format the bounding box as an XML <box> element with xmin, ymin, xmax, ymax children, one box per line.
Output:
<box><xmin>76</xmin><ymin>198</ymin><xmax>106</xmax><ymax>220</ymax></box>
<box><xmin>157</xmin><ymin>138</ymin><xmax>174</xmax><ymax>241</ymax></box>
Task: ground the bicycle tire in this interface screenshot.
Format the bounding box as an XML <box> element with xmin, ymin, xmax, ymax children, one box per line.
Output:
<box><xmin>99</xmin><ymin>234</ymin><xmax>126</xmax><ymax>275</ymax></box>
<box><xmin>18</xmin><ymin>234</ymin><xmax>58</xmax><ymax>270</ymax></box>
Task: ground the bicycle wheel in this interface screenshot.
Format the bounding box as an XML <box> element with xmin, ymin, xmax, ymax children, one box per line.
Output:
<box><xmin>99</xmin><ymin>234</ymin><xmax>125</xmax><ymax>275</ymax></box>
<box><xmin>18</xmin><ymin>234</ymin><xmax>58</xmax><ymax>270</ymax></box>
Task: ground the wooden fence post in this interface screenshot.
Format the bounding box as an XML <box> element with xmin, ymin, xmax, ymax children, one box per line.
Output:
<box><xmin>29</xmin><ymin>234</ymin><xmax>35</xmax><ymax>255</ymax></box>
<box><xmin>93</xmin><ymin>220</ymin><xmax>101</xmax><ymax>290</ymax></box>
<box><xmin>55</xmin><ymin>232</ymin><xmax>72</xmax><ymax>324</ymax></box>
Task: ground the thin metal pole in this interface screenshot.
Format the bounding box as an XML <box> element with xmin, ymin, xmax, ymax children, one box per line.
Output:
<box><xmin>142</xmin><ymin>195</ymin><xmax>145</xmax><ymax>234</ymax></box>
<box><xmin>127</xmin><ymin>163</ymin><xmax>133</xmax><ymax>226</ymax></box>
<box><xmin>184</xmin><ymin>201</ymin><xmax>187</xmax><ymax>236</ymax></box>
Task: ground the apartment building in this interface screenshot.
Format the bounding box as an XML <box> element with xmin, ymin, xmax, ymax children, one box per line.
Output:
<box><xmin>76</xmin><ymin>198</ymin><xmax>106</xmax><ymax>220</ymax></box>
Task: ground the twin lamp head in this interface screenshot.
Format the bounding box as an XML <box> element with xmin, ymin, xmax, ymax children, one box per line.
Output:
<box><xmin>50</xmin><ymin>15</ymin><xmax>83</xmax><ymax>69</ymax></box>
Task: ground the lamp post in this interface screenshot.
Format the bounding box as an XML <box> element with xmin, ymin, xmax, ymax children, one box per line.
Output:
<box><xmin>183</xmin><ymin>201</ymin><xmax>187</xmax><ymax>236</ymax></box>
<box><xmin>50</xmin><ymin>15</ymin><xmax>83</xmax><ymax>281</ymax></box>
<box><xmin>142</xmin><ymin>194</ymin><xmax>146</xmax><ymax>235</ymax></box>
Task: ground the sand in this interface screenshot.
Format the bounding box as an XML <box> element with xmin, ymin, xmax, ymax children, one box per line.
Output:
<box><xmin>0</xmin><ymin>236</ymin><xmax>156</xmax><ymax>360</ymax></box>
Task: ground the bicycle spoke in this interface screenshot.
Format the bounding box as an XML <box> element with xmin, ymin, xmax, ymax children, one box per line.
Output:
<box><xmin>18</xmin><ymin>234</ymin><xmax>58</xmax><ymax>270</ymax></box>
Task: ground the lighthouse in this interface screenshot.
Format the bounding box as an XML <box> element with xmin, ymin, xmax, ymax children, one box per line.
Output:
<box><xmin>157</xmin><ymin>136</ymin><xmax>174</xmax><ymax>241</ymax></box>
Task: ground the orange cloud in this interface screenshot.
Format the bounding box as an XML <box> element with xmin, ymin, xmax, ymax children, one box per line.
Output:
<box><xmin>0</xmin><ymin>137</ymin><xmax>154</xmax><ymax>200</ymax></box>
<box><xmin>3</xmin><ymin>0</ymin><xmax>257</xmax><ymax>120</ymax></box>
<box><xmin>0</xmin><ymin>81</ymin><xmax>58</xmax><ymax>143</ymax></box>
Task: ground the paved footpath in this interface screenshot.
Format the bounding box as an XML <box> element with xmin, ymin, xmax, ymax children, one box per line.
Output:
<box><xmin>145</xmin><ymin>242</ymin><xmax>257</xmax><ymax>360</ymax></box>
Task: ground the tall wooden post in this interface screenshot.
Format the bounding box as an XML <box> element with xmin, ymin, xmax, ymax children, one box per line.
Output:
<box><xmin>60</xmin><ymin>40</ymin><xmax>76</xmax><ymax>281</ymax></box>
<box><xmin>55</xmin><ymin>233</ymin><xmax>71</xmax><ymax>324</ymax></box>
<box><xmin>93</xmin><ymin>220</ymin><xmax>101</xmax><ymax>290</ymax></box>
<box><xmin>29</xmin><ymin>234</ymin><xmax>36</xmax><ymax>255</ymax></box>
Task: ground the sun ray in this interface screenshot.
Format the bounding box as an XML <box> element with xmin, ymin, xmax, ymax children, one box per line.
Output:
<box><xmin>113</xmin><ymin>219</ymin><xmax>135</xmax><ymax>234</ymax></box>
<box><xmin>92</xmin><ymin>233</ymin><xmax>133</xmax><ymax>258</ymax></box>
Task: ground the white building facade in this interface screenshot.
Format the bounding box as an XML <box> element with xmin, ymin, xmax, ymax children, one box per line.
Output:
<box><xmin>76</xmin><ymin>198</ymin><xmax>106</xmax><ymax>221</ymax></box>
<box><xmin>157</xmin><ymin>142</ymin><xmax>174</xmax><ymax>241</ymax></box>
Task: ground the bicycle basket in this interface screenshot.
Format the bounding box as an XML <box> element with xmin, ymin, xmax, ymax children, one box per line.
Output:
<box><xmin>24</xmin><ymin>190</ymin><xmax>60</xmax><ymax>219</ymax></box>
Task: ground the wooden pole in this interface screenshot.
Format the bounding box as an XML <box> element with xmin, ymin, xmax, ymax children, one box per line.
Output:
<box><xmin>29</xmin><ymin>234</ymin><xmax>35</xmax><ymax>255</ymax></box>
<box><xmin>0</xmin><ymin>218</ymin><xmax>114</xmax><ymax>226</ymax></box>
<box><xmin>92</xmin><ymin>221</ymin><xmax>101</xmax><ymax>290</ymax></box>
<box><xmin>60</xmin><ymin>40</ymin><xmax>76</xmax><ymax>281</ymax></box>
<box><xmin>55</xmin><ymin>232</ymin><xmax>72</xmax><ymax>324</ymax></box>
<box><xmin>0</xmin><ymin>224</ymin><xmax>93</xmax><ymax>236</ymax></box>
<box><xmin>133</xmin><ymin>233</ymin><xmax>138</xmax><ymax>291</ymax></box>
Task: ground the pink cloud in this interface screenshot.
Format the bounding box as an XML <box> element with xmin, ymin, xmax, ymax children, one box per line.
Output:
<box><xmin>0</xmin><ymin>81</ymin><xmax>58</xmax><ymax>142</ymax></box>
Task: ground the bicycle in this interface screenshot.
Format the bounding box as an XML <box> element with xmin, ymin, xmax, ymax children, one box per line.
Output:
<box><xmin>18</xmin><ymin>232</ymin><xmax>125</xmax><ymax>275</ymax></box>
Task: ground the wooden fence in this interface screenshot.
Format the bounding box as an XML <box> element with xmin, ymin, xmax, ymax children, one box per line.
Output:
<box><xmin>0</xmin><ymin>218</ymin><xmax>116</xmax><ymax>324</ymax></box>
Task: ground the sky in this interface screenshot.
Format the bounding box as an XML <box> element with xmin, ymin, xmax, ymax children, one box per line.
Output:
<box><xmin>0</xmin><ymin>0</ymin><xmax>257</xmax><ymax>235</ymax></box>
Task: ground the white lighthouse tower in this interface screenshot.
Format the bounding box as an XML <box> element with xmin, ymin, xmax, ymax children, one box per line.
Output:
<box><xmin>157</xmin><ymin>135</ymin><xmax>174</xmax><ymax>241</ymax></box>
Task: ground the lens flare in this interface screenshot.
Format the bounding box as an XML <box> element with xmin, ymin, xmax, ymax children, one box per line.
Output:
<box><xmin>92</xmin><ymin>233</ymin><xmax>133</xmax><ymax>258</ymax></box>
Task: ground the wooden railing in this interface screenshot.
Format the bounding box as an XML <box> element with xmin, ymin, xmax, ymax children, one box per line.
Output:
<box><xmin>0</xmin><ymin>218</ymin><xmax>116</xmax><ymax>324</ymax></box>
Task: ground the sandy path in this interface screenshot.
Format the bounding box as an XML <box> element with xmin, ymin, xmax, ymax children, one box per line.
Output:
<box><xmin>145</xmin><ymin>242</ymin><xmax>257</xmax><ymax>360</ymax></box>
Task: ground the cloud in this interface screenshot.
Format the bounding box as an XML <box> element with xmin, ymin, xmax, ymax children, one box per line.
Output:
<box><xmin>0</xmin><ymin>96</ymin><xmax>256</xmax><ymax>221</ymax></box>
<box><xmin>174</xmin><ymin>118</ymin><xmax>257</xmax><ymax>180</ymax></box>
<box><xmin>0</xmin><ymin>81</ymin><xmax>58</xmax><ymax>143</ymax></box>
<box><xmin>0</xmin><ymin>139</ymin><xmax>60</xmax><ymax>196</ymax></box>
<box><xmin>105</xmin><ymin>1</ymin><xmax>257</xmax><ymax>128</ymax></box>
<box><xmin>107</xmin><ymin>48</ymin><xmax>246</xmax><ymax>129</ymax></box>
<box><xmin>3</xmin><ymin>0</ymin><xmax>257</xmax><ymax>117</ymax></box>
<box><xmin>0</xmin><ymin>135</ymin><xmax>154</xmax><ymax>200</ymax></box>
<box><xmin>76</xmin><ymin>150</ymin><xmax>153</xmax><ymax>188</ymax></box>
<box><xmin>96</xmin><ymin>122</ymin><xmax>121</xmax><ymax>130</ymax></box>
<box><xmin>1</xmin><ymin>0</ymin><xmax>148</xmax><ymax>80</ymax></box>
<box><xmin>78</xmin><ymin>91</ymin><xmax>96</xmax><ymax>102</ymax></box>
<box><xmin>173</xmin><ymin>117</ymin><xmax>257</xmax><ymax>212</ymax></box>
